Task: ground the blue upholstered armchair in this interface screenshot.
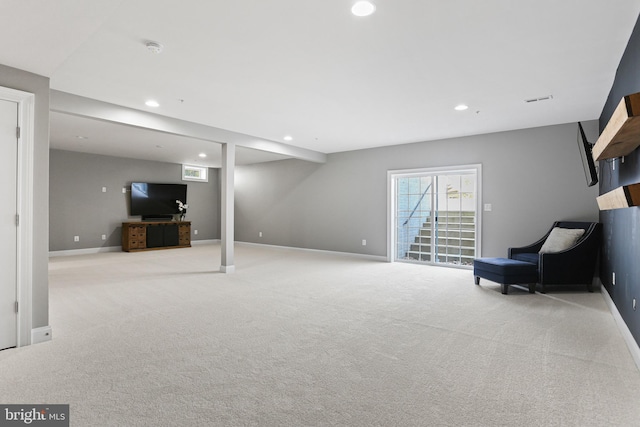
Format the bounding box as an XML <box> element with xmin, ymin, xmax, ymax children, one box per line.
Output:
<box><xmin>508</xmin><ymin>221</ymin><xmax>602</xmax><ymax>293</ymax></box>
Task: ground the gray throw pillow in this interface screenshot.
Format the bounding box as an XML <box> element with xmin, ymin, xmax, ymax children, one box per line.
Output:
<box><xmin>539</xmin><ymin>227</ymin><xmax>585</xmax><ymax>254</ymax></box>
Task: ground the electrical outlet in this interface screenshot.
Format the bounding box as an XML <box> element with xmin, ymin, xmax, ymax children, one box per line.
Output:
<box><xmin>194</xmin><ymin>230</ymin><xmax>198</xmax><ymax>235</ymax></box>
<box><xmin>122</xmin><ymin>187</ymin><xmax>127</xmax><ymax>194</ymax></box>
<box><xmin>484</xmin><ymin>203</ymin><xmax>492</xmax><ymax>211</ymax></box>
<box><xmin>102</xmin><ymin>186</ymin><xmax>107</xmax><ymax>193</ymax></box>
<box><xmin>613</xmin><ymin>272</ymin><xmax>616</xmax><ymax>285</ymax></box>
<box><xmin>259</xmin><ymin>231</ymin><xmax>263</xmax><ymax>237</ymax></box>
<box><xmin>362</xmin><ymin>239</ymin><xmax>367</xmax><ymax>246</ymax></box>
<box><xmin>101</xmin><ymin>234</ymin><xmax>106</xmax><ymax>240</ymax></box>
<box><xmin>74</xmin><ymin>236</ymin><xmax>79</xmax><ymax>242</ymax></box>
<box><xmin>633</xmin><ymin>298</ymin><xmax>637</xmax><ymax>311</ymax></box>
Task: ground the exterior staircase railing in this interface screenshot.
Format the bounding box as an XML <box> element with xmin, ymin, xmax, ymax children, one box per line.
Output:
<box><xmin>402</xmin><ymin>183</ymin><xmax>431</xmax><ymax>226</ymax></box>
<box><xmin>398</xmin><ymin>184</ymin><xmax>432</xmax><ymax>261</ymax></box>
<box><xmin>397</xmin><ymin>182</ymin><xmax>476</xmax><ymax>266</ymax></box>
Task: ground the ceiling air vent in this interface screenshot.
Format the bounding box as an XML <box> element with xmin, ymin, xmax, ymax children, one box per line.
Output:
<box><xmin>525</xmin><ymin>95</ymin><xmax>553</xmax><ymax>103</ymax></box>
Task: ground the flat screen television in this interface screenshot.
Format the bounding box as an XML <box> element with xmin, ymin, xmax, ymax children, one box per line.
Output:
<box><xmin>577</xmin><ymin>122</ymin><xmax>598</xmax><ymax>187</ymax></box>
<box><xmin>130</xmin><ymin>182</ymin><xmax>187</xmax><ymax>219</ymax></box>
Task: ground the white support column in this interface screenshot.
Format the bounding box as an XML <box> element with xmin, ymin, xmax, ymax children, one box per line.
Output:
<box><xmin>220</xmin><ymin>142</ymin><xmax>235</xmax><ymax>273</ymax></box>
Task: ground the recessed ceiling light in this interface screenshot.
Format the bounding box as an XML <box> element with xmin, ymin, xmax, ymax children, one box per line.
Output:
<box><xmin>198</xmin><ymin>153</ymin><xmax>207</xmax><ymax>158</ymax></box>
<box><xmin>145</xmin><ymin>100</ymin><xmax>160</xmax><ymax>107</ymax></box>
<box><xmin>454</xmin><ymin>104</ymin><xmax>469</xmax><ymax>111</ymax></box>
<box><xmin>283</xmin><ymin>135</ymin><xmax>293</xmax><ymax>141</ymax></box>
<box><xmin>352</xmin><ymin>1</ymin><xmax>376</xmax><ymax>17</ymax></box>
<box><xmin>75</xmin><ymin>135</ymin><xmax>88</xmax><ymax>140</ymax></box>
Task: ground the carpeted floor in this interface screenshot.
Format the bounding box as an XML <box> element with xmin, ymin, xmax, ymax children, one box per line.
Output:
<box><xmin>1</xmin><ymin>243</ymin><xmax>639</xmax><ymax>426</ymax></box>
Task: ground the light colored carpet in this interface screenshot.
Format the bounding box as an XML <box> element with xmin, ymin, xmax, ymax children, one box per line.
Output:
<box><xmin>1</xmin><ymin>243</ymin><xmax>639</xmax><ymax>426</ymax></box>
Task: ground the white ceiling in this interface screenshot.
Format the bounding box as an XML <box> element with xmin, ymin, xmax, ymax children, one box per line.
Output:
<box><xmin>2</xmin><ymin>0</ymin><xmax>640</xmax><ymax>165</ymax></box>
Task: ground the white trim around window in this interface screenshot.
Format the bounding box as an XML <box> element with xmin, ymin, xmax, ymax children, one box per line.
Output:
<box><xmin>182</xmin><ymin>164</ymin><xmax>208</xmax><ymax>182</ymax></box>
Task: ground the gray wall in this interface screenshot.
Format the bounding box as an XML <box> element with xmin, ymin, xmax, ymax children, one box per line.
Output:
<box><xmin>235</xmin><ymin>121</ymin><xmax>600</xmax><ymax>258</ymax></box>
<box><xmin>0</xmin><ymin>64</ymin><xmax>50</xmax><ymax>329</ymax></box>
<box><xmin>50</xmin><ymin>150</ymin><xmax>220</xmax><ymax>251</ymax></box>
<box><xmin>598</xmin><ymin>12</ymin><xmax>640</xmax><ymax>346</ymax></box>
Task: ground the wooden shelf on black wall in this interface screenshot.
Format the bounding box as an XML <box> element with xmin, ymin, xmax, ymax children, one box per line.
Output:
<box><xmin>597</xmin><ymin>183</ymin><xmax>640</xmax><ymax>210</ymax></box>
<box><xmin>593</xmin><ymin>91</ymin><xmax>640</xmax><ymax>161</ymax></box>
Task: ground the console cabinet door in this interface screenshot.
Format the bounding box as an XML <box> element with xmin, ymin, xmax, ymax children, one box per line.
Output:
<box><xmin>130</xmin><ymin>225</ymin><xmax>146</xmax><ymax>249</ymax></box>
<box><xmin>146</xmin><ymin>224</ymin><xmax>165</xmax><ymax>248</ymax></box>
<box><xmin>178</xmin><ymin>224</ymin><xmax>191</xmax><ymax>246</ymax></box>
<box><xmin>122</xmin><ymin>222</ymin><xmax>190</xmax><ymax>251</ymax></box>
<box><xmin>163</xmin><ymin>223</ymin><xmax>179</xmax><ymax>247</ymax></box>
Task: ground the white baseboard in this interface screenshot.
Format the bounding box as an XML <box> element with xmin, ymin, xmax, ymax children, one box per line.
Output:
<box><xmin>236</xmin><ymin>241</ymin><xmax>388</xmax><ymax>262</ymax></box>
<box><xmin>48</xmin><ymin>240</ymin><xmax>384</xmax><ymax>261</ymax></box>
<box><xmin>31</xmin><ymin>326</ymin><xmax>52</xmax><ymax>345</ymax></box>
<box><xmin>49</xmin><ymin>240</ymin><xmax>219</xmax><ymax>257</ymax></box>
<box><xmin>49</xmin><ymin>246</ymin><xmax>121</xmax><ymax>257</ymax></box>
<box><xmin>191</xmin><ymin>239</ymin><xmax>219</xmax><ymax>246</ymax></box>
<box><xmin>600</xmin><ymin>283</ymin><xmax>640</xmax><ymax>372</ymax></box>
<box><xmin>220</xmin><ymin>265</ymin><xmax>236</xmax><ymax>273</ymax></box>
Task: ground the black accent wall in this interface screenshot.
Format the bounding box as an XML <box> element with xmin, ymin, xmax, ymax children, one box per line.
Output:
<box><xmin>599</xmin><ymin>13</ymin><xmax>640</xmax><ymax>346</ymax></box>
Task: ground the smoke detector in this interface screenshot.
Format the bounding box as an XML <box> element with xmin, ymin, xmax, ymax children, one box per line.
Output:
<box><xmin>145</xmin><ymin>41</ymin><xmax>164</xmax><ymax>54</ymax></box>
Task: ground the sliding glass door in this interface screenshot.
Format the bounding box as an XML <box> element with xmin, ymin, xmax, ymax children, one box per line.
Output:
<box><xmin>390</xmin><ymin>165</ymin><xmax>481</xmax><ymax>267</ymax></box>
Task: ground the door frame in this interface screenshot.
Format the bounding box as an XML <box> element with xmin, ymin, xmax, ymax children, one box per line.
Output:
<box><xmin>0</xmin><ymin>86</ymin><xmax>35</xmax><ymax>347</ymax></box>
<box><xmin>387</xmin><ymin>164</ymin><xmax>482</xmax><ymax>264</ymax></box>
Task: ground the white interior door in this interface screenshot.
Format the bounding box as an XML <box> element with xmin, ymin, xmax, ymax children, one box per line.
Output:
<box><xmin>0</xmin><ymin>98</ymin><xmax>18</xmax><ymax>350</ymax></box>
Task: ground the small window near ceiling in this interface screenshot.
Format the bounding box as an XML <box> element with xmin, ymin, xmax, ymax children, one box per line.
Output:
<box><xmin>182</xmin><ymin>164</ymin><xmax>208</xmax><ymax>182</ymax></box>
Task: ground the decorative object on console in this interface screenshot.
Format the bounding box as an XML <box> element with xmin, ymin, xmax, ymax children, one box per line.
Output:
<box><xmin>176</xmin><ymin>200</ymin><xmax>188</xmax><ymax>221</ymax></box>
